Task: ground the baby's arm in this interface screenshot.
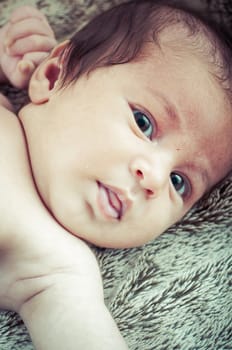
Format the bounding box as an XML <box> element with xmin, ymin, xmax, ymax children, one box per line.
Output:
<box><xmin>0</xmin><ymin>6</ymin><xmax>56</xmax><ymax>88</ymax></box>
<box><xmin>0</xmin><ymin>102</ymin><xmax>128</xmax><ymax>349</ymax></box>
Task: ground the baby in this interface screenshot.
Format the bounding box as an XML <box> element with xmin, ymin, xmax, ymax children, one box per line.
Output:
<box><xmin>0</xmin><ymin>0</ymin><xmax>231</xmax><ymax>349</ymax></box>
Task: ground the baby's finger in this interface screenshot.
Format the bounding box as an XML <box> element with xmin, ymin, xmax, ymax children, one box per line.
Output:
<box><xmin>9</xmin><ymin>6</ymin><xmax>50</xmax><ymax>27</ymax></box>
<box><xmin>0</xmin><ymin>22</ymin><xmax>9</xmax><ymax>56</ymax></box>
<box><xmin>6</xmin><ymin>34</ymin><xmax>56</xmax><ymax>56</ymax></box>
<box><xmin>13</xmin><ymin>51</ymin><xmax>53</xmax><ymax>88</ymax></box>
<box><xmin>6</xmin><ymin>18</ymin><xmax>55</xmax><ymax>47</ymax></box>
<box><xmin>12</xmin><ymin>60</ymin><xmax>36</xmax><ymax>89</ymax></box>
<box><xmin>23</xmin><ymin>51</ymin><xmax>50</xmax><ymax>67</ymax></box>
<box><xmin>18</xmin><ymin>59</ymin><xmax>35</xmax><ymax>75</ymax></box>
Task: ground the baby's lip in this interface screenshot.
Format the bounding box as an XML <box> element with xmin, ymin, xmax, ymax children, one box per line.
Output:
<box><xmin>97</xmin><ymin>181</ymin><xmax>131</xmax><ymax>220</ymax></box>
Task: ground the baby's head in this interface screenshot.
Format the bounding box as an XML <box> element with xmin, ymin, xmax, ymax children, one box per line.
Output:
<box><xmin>19</xmin><ymin>0</ymin><xmax>232</xmax><ymax>248</ymax></box>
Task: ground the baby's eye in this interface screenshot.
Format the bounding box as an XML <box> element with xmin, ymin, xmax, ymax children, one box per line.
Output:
<box><xmin>170</xmin><ymin>172</ymin><xmax>191</xmax><ymax>198</ymax></box>
<box><xmin>133</xmin><ymin>109</ymin><xmax>153</xmax><ymax>139</ymax></box>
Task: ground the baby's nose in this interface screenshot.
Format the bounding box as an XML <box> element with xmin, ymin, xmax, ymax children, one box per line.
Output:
<box><xmin>130</xmin><ymin>154</ymin><xmax>171</xmax><ymax>197</ymax></box>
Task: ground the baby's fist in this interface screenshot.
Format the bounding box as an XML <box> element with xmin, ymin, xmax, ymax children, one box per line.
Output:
<box><xmin>0</xmin><ymin>6</ymin><xmax>57</xmax><ymax>88</ymax></box>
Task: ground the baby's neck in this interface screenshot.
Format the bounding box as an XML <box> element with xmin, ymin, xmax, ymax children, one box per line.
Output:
<box><xmin>19</xmin><ymin>103</ymin><xmax>50</xmax><ymax>208</ymax></box>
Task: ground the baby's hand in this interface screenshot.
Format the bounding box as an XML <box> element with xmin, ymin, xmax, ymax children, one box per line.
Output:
<box><xmin>0</xmin><ymin>6</ymin><xmax>57</xmax><ymax>88</ymax></box>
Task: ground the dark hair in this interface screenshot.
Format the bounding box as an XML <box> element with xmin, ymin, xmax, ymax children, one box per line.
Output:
<box><xmin>59</xmin><ymin>0</ymin><xmax>232</xmax><ymax>101</ymax></box>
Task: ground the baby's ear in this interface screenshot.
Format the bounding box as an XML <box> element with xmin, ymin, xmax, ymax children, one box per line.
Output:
<box><xmin>29</xmin><ymin>41</ymin><xmax>69</xmax><ymax>104</ymax></box>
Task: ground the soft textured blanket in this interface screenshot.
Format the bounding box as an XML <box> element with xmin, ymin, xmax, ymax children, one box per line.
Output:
<box><xmin>0</xmin><ymin>0</ymin><xmax>231</xmax><ymax>349</ymax></box>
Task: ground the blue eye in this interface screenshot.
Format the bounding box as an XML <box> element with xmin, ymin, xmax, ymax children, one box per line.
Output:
<box><xmin>170</xmin><ymin>172</ymin><xmax>190</xmax><ymax>198</ymax></box>
<box><xmin>133</xmin><ymin>110</ymin><xmax>153</xmax><ymax>139</ymax></box>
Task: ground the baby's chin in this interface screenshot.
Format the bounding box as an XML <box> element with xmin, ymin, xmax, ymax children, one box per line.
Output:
<box><xmin>67</xmin><ymin>222</ymin><xmax>166</xmax><ymax>249</ymax></box>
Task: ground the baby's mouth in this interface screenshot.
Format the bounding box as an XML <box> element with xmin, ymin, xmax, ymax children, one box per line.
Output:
<box><xmin>97</xmin><ymin>182</ymin><xmax>127</xmax><ymax>220</ymax></box>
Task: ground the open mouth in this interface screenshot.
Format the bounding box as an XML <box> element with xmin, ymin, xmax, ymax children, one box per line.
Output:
<box><xmin>97</xmin><ymin>182</ymin><xmax>127</xmax><ymax>220</ymax></box>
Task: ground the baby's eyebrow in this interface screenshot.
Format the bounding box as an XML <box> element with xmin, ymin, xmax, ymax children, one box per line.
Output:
<box><xmin>162</xmin><ymin>95</ymin><xmax>179</xmax><ymax>126</ymax></box>
<box><xmin>148</xmin><ymin>88</ymin><xmax>181</xmax><ymax>128</ymax></box>
<box><xmin>185</xmin><ymin>162</ymin><xmax>210</xmax><ymax>194</ymax></box>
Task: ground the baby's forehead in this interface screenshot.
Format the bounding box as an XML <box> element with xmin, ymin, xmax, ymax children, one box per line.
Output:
<box><xmin>137</xmin><ymin>25</ymin><xmax>208</xmax><ymax>72</ymax></box>
<box><xmin>155</xmin><ymin>19</ymin><xmax>210</xmax><ymax>56</ymax></box>
<box><xmin>141</xmin><ymin>17</ymin><xmax>228</xmax><ymax>92</ymax></box>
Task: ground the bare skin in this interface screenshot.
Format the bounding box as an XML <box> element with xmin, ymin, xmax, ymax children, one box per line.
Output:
<box><xmin>0</xmin><ymin>7</ymin><xmax>128</xmax><ymax>350</ymax></box>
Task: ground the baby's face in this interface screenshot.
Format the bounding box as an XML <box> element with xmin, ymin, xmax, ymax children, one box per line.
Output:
<box><xmin>21</xmin><ymin>43</ymin><xmax>232</xmax><ymax>248</ymax></box>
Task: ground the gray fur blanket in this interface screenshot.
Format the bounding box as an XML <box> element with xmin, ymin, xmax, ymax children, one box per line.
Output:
<box><xmin>0</xmin><ymin>0</ymin><xmax>231</xmax><ymax>349</ymax></box>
